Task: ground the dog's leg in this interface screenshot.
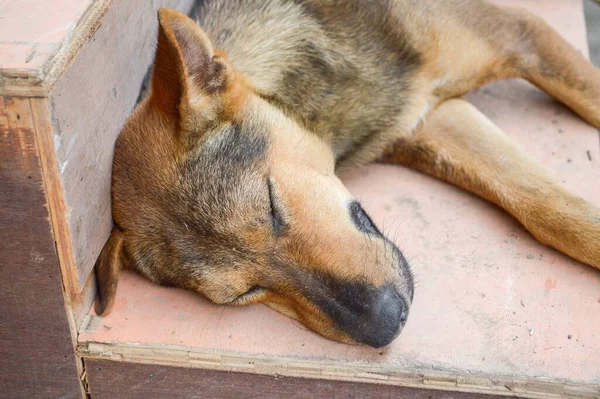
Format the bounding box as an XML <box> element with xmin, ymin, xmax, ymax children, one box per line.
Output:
<box><xmin>382</xmin><ymin>99</ymin><xmax>600</xmax><ymax>269</ymax></box>
<box><xmin>421</xmin><ymin>2</ymin><xmax>600</xmax><ymax>128</ymax></box>
<box><xmin>501</xmin><ymin>6</ymin><xmax>600</xmax><ymax>128</ymax></box>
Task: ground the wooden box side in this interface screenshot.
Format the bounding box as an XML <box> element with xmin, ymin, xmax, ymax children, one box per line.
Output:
<box><xmin>38</xmin><ymin>0</ymin><xmax>195</xmax><ymax>326</ymax></box>
<box><xmin>86</xmin><ymin>359</ymin><xmax>499</xmax><ymax>399</ymax></box>
<box><xmin>0</xmin><ymin>96</ymin><xmax>83</xmax><ymax>399</ymax></box>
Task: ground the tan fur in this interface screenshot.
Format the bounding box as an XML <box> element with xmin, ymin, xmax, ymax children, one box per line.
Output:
<box><xmin>382</xmin><ymin>99</ymin><xmax>600</xmax><ymax>269</ymax></box>
<box><xmin>94</xmin><ymin>1</ymin><xmax>600</xmax><ymax>347</ymax></box>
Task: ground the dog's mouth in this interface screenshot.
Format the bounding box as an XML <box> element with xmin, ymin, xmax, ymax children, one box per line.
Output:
<box><xmin>260</xmin><ymin>283</ymin><xmax>410</xmax><ymax>348</ymax></box>
<box><xmin>311</xmin><ymin>281</ymin><xmax>410</xmax><ymax>348</ymax></box>
<box><xmin>247</xmin><ymin>200</ymin><xmax>415</xmax><ymax>347</ymax></box>
<box><xmin>227</xmin><ymin>285</ymin><xmax>269</xmax><ymax>305</ymax></box>
<box><xmin>262</xmin><ymin>253</ymin><xmax>413</xmax><ymax>347</ymax></box>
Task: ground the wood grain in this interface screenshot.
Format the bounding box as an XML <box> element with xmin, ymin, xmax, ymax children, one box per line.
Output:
<box><xmin>17</xmin><ymin>0</ymin><xmax>197</xmax><ymax>331</ymax></box>
<box><xmin>0</xmin><ymin>0</ymin><xmax>112</xmax><ymax>97</ymax></box>
<box><xmin>86</xmin><ymin>359</ymin><xmax>501</xmax><ymax>399</ymax></box>
<box><xmin>0</xmin><ymin>96</ymin><xmax>82</xmax><ymax>398</ymax></box>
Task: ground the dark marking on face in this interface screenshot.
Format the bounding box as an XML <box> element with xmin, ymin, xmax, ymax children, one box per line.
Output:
<box><xmin>286</xmin><ymin>267</ymin><xmax>410</xmax><ymax>348</ymax></box>
<box><xmin>267</xmin><ymin>178</ymin><xmax>287</xmax><ymax>235</ymax></box>
<box><xmin>348</xmin><ymin>201</ymin><xmax>414</xmax><ymax>302</ymax></box>
<box><xmin>183</xmin><ymin>122</ymin><xmax>268</xmax><ymax>199</ymax></box>
<box><xmin>388</xmin><ymin>238</ymin><xmax>414</xmax><ymax>302</ymax></box>
<box><xmin>349</xmin><ymin>201</ymin><xmax>381</xmax><ymax>236</ymax></box>
<box><xmin>211</xmin><ymin>123</ymin><xmax>268</xmax><ymax>168</ymax></box>
<box><xmin>122</xmin><ymin>119</ymin><xmax>271</xmax><ymax>288</ymax></box>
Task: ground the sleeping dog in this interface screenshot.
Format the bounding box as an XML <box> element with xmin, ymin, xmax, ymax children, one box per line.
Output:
<box><xmin>94</xmin><ymin>0</ymin><xmax>600</xmax><ymax>348</ymax></box>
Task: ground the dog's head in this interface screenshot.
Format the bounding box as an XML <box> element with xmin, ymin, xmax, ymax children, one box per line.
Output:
<box><xmin>95</xmin><ymin>9</ymin><xmax>413</xmax><ymax>348</ymax></box>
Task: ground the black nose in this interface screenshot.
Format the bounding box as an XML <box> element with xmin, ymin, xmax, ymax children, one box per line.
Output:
<box><xmin>354</xmin><ymin>286</ymin><xmax>409</xmax><ymax>348</ymax></box>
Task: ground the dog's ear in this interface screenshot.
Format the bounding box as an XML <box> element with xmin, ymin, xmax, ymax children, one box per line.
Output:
<box><xmin>151</xmin><ymin>8</ymin><xmax>233</xmax><ymax>127</ymax></box>
<box><xmin>94</xmin><ymin>226</ymin><xmax>127</xmax><ymax>315</ymax></box>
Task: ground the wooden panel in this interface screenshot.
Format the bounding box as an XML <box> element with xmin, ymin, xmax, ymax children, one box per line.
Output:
<box><xmin>0</xmin><ymin>0</ymin><xmax>111</xmax><ymax>96</ymax></box>
<box><xmin>0</xmin><ymin>96</ymin><xmax>82</xmax><ymax>398</ymax></box>
<box><xmin>47</xmin><ymin>0</ymin><xmax>194</xmax><ymax>298</ymax></box>
<box><xmin>29</xmin><ymin>97</ymin><xmax>97</xmax><ymax>336</ymax></box>
<box><xmin>86</xmin><ymin>359</ymin><xmax>498</xmax><ymax>399</ymax></box>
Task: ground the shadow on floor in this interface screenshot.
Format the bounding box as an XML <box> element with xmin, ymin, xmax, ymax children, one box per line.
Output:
<box><xmin>585</xmin><ymin>0</ymin><xmax>600</xmax><ymax>65</ymax></box>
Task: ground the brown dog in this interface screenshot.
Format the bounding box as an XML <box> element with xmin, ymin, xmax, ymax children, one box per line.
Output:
<box><xmin>94</xmin><ymin>0</ymin><xmax>600</xmax><ymax>348</ymax></box>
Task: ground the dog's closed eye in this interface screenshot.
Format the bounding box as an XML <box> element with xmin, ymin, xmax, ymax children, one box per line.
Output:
<box><xmin>349</xmin><ymin>201</ymin><xmax>381</xmax><ymax>236</ymax></box>
<box><xmin>268</xmin><ymin>178</ymin><xmax>286</xmax><ymax>235</ymax></box>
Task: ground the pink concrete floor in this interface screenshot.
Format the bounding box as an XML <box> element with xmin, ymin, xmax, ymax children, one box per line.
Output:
<box><xmin>79</xmin><ymin>0</ymin><xmax>600</xmax><ymax>388</ymax></box>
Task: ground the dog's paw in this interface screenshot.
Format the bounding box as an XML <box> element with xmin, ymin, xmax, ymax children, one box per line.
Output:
<box><xmin>528</xmin><ymin>196</ymin><xmax>600</xmax><ymax>270</ymax></box>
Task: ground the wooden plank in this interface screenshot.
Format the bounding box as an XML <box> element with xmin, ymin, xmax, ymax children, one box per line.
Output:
<box><xmin>86</xmin><ymin>359</ymin><xmax>500</xmax><ymax>399</ymax></box>
<box><xmin>78</xmin><ymin>337</ymin><xmax>600</xmax><ymax>398</ymax></box>
<box><xmin>47</xmin><ymin>0</ymin><xmax>195</xmax><ymax>299</ymax></box>
<box><xmin>0</xmin><ymin>96</ymin><xmax>82</xmax><ymax>398</ymax></box>
<box><xmin>30</xmin><ymin>97</ymin><xmax>97</xmax><ymax>337</ymax></box>
<box><xmin>0</xmin><ymin>0</ymin><xmax>111</xmax><ymax>97</ymax></box>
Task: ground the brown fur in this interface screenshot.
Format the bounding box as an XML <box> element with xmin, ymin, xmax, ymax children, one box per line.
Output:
<box><xmin>94</xmin><ymin>0</ymin><xmax>600</xmax><ymax>347</ymax></box>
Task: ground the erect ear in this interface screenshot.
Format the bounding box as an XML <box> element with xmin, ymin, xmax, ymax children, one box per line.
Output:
<box><xmin>151</xmin><ymin>9</ymin><xmax>233</xmax><ymax>125</ymax></box>
<box><xmin>94</xmin><ymin>226</ymin><xmax>127</xmax><ymax>315</ymax></box>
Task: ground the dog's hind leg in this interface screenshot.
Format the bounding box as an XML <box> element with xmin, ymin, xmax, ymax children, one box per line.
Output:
<box><xmin>417</xmin><ymin>1</ymin><xmax>600</xmax><ymax>128</ymax></box>
<box><xmin>381</xmin><ymin>99</ymin><xmax>600</xmax><ymax>269</ymax></box>
<box><xmin>498</xmin><ymin>5</ymin><xmax>600</xmax><ymax>128</ymax></box>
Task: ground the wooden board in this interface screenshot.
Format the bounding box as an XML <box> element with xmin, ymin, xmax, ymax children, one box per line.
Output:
<box><xmin>0</xmin><ymin>96</ymin><xmax>82</xmax><ymax>398</ymax></box>
<box><xmin>48</xmin><ymin>0</ymin><xmax>195</xmax><ymax>295</ymax></box>
<box><xmin>86</xmin><ymin>359</ymin><xmax>500</xmax><ymax>399</ymax></box>
<box><xmin>0</xmin><ymin>0</ymin><xmax>110</xmax><ymax>96</ymax></box>
<box><xmin>27</xmin><ymin>0</ymin><xmax>196</xmax><ymax>329</ymax></box>
<box><xmin>78</xmin><ymin>2</ymin><xmax>600</xmax><ymax>398</ymax></box>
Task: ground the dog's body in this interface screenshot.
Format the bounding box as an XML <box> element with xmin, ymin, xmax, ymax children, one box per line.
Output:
<box><xmin>95</xmin><ymin>0</ymin><xmax>600</xmax><ymax>347</ymax></box>
<box><xmin>193</xmin><ymin>0</ymin><xmax>531</xmax><ymax>168</ymax></box>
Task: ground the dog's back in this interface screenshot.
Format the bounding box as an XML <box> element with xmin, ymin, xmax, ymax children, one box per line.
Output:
<box><xmin>196</xmin><ymin>0</ymin><xmax>424</xmax><ymax>166</ymax></box>
<box><xmin>194</xmin><ymin>0</ymin><xmax>544</xmax><ymax>168</ymax></box>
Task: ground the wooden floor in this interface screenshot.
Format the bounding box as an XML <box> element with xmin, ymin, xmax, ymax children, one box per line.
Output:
<box><xmin>78</xmin><ymin>1</ymin><xmax>600</xmax><ymax>398</ymax></box>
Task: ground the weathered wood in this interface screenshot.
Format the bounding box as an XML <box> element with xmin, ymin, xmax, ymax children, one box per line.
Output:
<box><xmin>8</xmin><ymin>0</ymin><xmax>195</xmax><ymax>332</ymax></box>
<box><xmin>0</xmin><ymin>0</ymin><xmax>110</xmax><ymax>97</ymax></box>
<box><xmin>86</xmin><ymin>359</ymin><xmax>501</xmax><ymax>399</ymax></box>
<box><xmin>0</xmin><ymin>96</ymin><xmax>82</xmax><ymax>398</ymax></box>
<box><xmin>78</xmin><ymin>332</ymin><xmax>600</xmax><ymax>398</ymax></box>
<box><xmin>1</xmin><ymin>2</ymin><xmax>198</xmax><ymax>396</ymax></box>
<box><xmin>29</xmin><ymin>97</ymin><xmax>97</xmax><ymax>336</ymax></box>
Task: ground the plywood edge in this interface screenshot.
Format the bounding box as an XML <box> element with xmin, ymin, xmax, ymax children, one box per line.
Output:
<box><xmin>0</xmin><ymin>69</ymin><xmax>45</xmax><ymax>97</ymax></box>
<box><xmin>76</xmin><ymin>340</ymin><xmax>600</xmax><ymax>399</ymax></box>
<box><xmin>29</xmin><ymin>99</ymin><xmax>79</xmax><ymax>292</ymax></box>
<box><xmin>0</xmin><ymin>0</ymin><xmax>113</xmax><ymax>97</ymax></box>
<box><xmin>1</xmin><ymin>96</ymin><xmax>87</xmax><ymax>398</ymax></box>
<box><xmin>29</xmin><ymin>97</ymin><xmax>96</xmax><ymax>333</ymax></box>
<box><xmin>28</xmin><ymin>97</ymin><xmax>88</xmax><ymax>394</ymax></box>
